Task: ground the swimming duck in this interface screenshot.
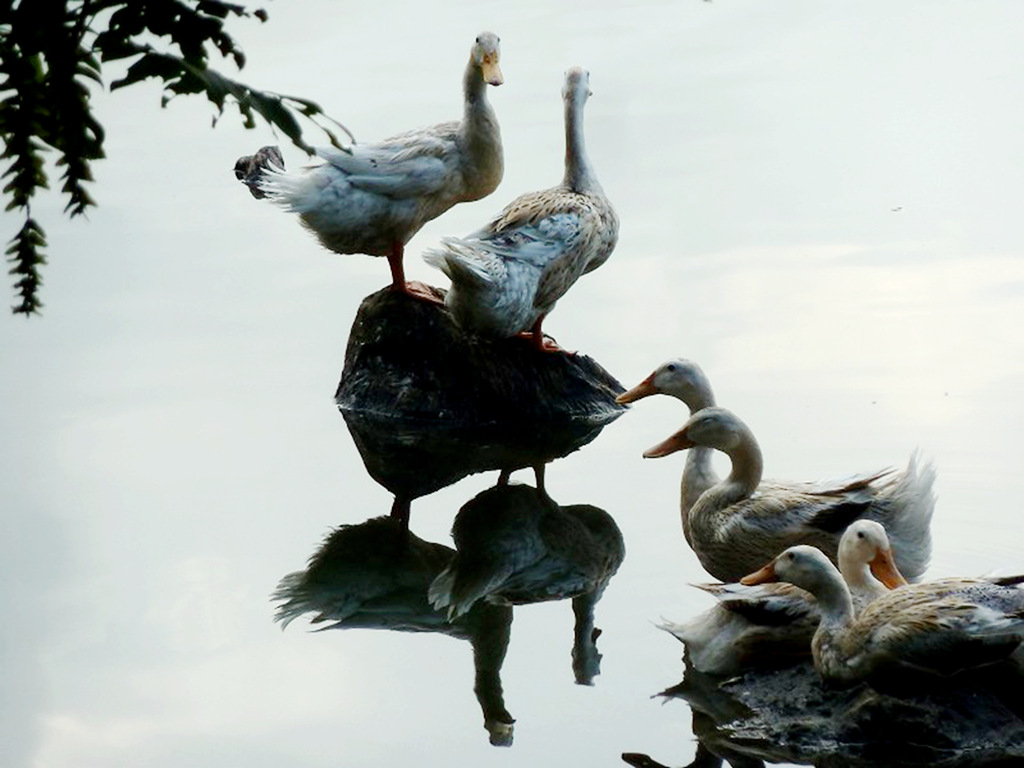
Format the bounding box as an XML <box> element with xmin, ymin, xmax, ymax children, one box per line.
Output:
<box><xmin>423</xmin><ymin>67</ymin><xmax>618</xmax><ymax>350</ymax></box>
<box><xmin>257</xmin><ymin>32</ymin><xmax>504</xmax><ymax>300</ymax></box>
<box><xmin>643</xmin><ymin>406</ymin><xmax>935</xmax><ymax>582</ymax></box>
<box><xmin>742</xmin><ymin>544</ymin><xmax>1024</xmax><ymax>686</ymax></box>
<box><xmin>661</xmin><ymin>519</ymin><xmax>906</xmax><ymax>674</ymax></box>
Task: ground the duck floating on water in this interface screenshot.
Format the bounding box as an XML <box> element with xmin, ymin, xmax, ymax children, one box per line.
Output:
<box><xmin>661</xmin><ymin>519</ymin><xmax>906</xmax><ymax>675</ymax></box>
<box><xmin>424</xmin><ymin>67</ymin><xmax>618</xmax><ymax>351</ymax></box>
<box><xmin>642</xmin><ymin>405</ymin><xmax>935</xmax><ymax>582</ymax></box>
<box><xmin>253</xmin><ymin>32</ymin><xmax>504</xmax><ymax>300</ymax></box>
<box><xmin>742</xmin><ymin>544</ymin><xmax>1024</xmax><ymax>686</ymax></box>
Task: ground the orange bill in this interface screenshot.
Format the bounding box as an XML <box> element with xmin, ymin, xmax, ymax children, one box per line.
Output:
<box><xmin>642</xmin><ymin>429</ymin><xmax>694</xmax><ymax>458</ymax></box>
<box><xmin>869</xmin><ymin>547</ymin><xmax>909</xmax><ymax>589</ymax></box>
<box><xmin>616</xmin><ymin>374</ymin><xmax>657</xmax><ymax>405</ymax></box>
<box><xmin>740</xmin><ymin>561</ymin><xmax>779</xmax><ymax>586</ymax></box>
<box><xmin>481</xmin><ymin>56</ymin><xmax>503</xmax><ymax>86</ymax></box>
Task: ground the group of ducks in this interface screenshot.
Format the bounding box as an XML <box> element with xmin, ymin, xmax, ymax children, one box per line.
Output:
<box><xmin>244</xmin><ymin>31</ymin><xmax>617</xmax><ymax>351</ymax></box>
<box><xmin>241</xmin><ymin>32</ymin><xmax>1024</xmax><ymax>692</ymax></box>
<box><xmin>616</xmin><ymin>357</ymin><xmax>1024</xmax><ymax>687</ymax></box>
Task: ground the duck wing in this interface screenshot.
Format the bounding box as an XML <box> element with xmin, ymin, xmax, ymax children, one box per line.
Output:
<box><xmin>315</xmin><ymin>124</ymin><xmax>459</xmax><ymax>199</ymax></box>
<box><xmin>475</xmin><ymin>188</ymin><xmax>602</xmax><ymax>310</ymax></box>
<box><xmin>694</xmin><ymin>581</ymin><xmax>817</xmax><ymax>625</ymax></box>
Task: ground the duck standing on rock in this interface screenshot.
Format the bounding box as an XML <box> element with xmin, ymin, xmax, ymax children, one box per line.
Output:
<box><xmin>245</xmin><ymin>32</ymin><xmax>504</xmax><ymax>300</ymax></box>
<box><xmin>641</xmin><ymin>406</ymin><xmax>935</xmax><ymax>582</ymax></box>
<box><xmin>424</xmin><ymin>67</ymin><xmax>618</xmax><ymax>351</ymax></box>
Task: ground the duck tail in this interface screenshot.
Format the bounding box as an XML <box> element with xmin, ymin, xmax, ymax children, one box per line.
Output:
<box><xmin>428</xmin><ymin>559</ymin><xmax>512</xmax><ymax>620</ymax></box>
<box><xmin>878</xmin><ymin>450</ymin><xmax>937</xmax><ymax>581</ymax></box>
<box><xmin>270</xmin><ymin>571</ymin><xmax>317</xmax><ymax>629</ymax></box>
<box><xmin>423</xmin><ymin>237</ymin><xmax>506</xmax><ymax>288</ymax></box>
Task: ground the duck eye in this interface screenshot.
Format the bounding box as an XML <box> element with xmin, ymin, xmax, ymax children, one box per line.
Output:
<box><xmin>476</xmin><ymin>36</ymin><xmax>481</xmax><ymax>44</ymax></box>
<box><xmin>667</xmin><ymin>364</ymin><xmax>677</xmax><ymax>372</ymax></box>
<box><xmin>786</xmin><ymin>552</ymin><xmax>795</xmax><ymax>561</ymax></box>
<box><xmin>856</xmin><ymin>531</ymin><xmax>865</xmax><ymax>539</ymax></box>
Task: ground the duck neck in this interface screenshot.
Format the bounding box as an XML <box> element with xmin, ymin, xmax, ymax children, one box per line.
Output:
<box><xmin>719</xmin><ymin>427</ymin><xmax>763</xmax><ymax>502</ymax></box>
<box><xmin>839</xmin><ymin>558</ymin><xmax>887</xmax><ymax>609</ymax></box>
<box><xmin>679</xmin><ymin>391</ymin><xmax>718</xmax><ymax>523</ymax></box>
<box><xmin>461</xmin><ymin>60</ymin><xmax>502</xmax><ymax>196</ymax></box>
<box><xmin>813</xmin><ymin>573</ymin><xmax>856</xmax><ymax>628</ymax></box>
<box><xmin>563</xmin><ymin>96</ymin><xmax>597</xmax><ymax>194</ymax></box>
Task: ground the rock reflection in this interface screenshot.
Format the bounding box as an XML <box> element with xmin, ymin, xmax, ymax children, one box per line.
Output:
<box><xmin>336</xmin><ymin>288</ymin><xmax>625</xmax><ymax>526</ymax></box>
<box><xmin>273</xmin><ymin>515</ymin><xmax>517</xmax><ymax>745</ymax></box>
<box><xmin>624</xmin><ymin>659</ymin><xmax>1024</xmax><ymax>768</ymax></box>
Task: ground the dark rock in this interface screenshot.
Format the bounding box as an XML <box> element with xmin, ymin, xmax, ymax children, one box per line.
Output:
<box><xmin>336</xmin><ymin>288</ymin><xmax>626</xmax><ymax>501</ymax></box>
<box><xmin>650</xmin><ymin>660</ymin><xmax>1024</xmax><ymax>767</ymax></box>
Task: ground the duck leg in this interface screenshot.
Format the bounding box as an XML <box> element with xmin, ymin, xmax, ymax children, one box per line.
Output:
<box><xmin>387</xmin><ymin>240</ymin><xmax>445</xmax><ymax>304</ymax></box>
<box><xmin>520</xmin><ymin>315</ymin><xmax>565</xmax><ymax>353</ymax></box>
<box><xmin>390</xmin><ymin>495</ymin><xmax>411</xmax><ymax>530</ymax></box>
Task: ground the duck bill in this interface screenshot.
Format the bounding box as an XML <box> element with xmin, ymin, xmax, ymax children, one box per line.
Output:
<box><xmin>616</xmin><ymin>375</ymin><xmax>657</xmax><ymax>405</ymax></box>
<box><xmin>869</xmin><ymin>548</ymin><xmax>909</xmax><ymax>589</ymax></box>
<box><xmin>481</xmin><ymin>57</ymin><xmax>503</xmax><ymax>86</ymax></box>
<box><xmin>740</xmin><ymin>562</ymin><xmax>779</xmax><ymax>586</ymax></box>
<box><xmin>642</xmin><ymin>431</ymin><xmax>693</xmax><ymax>459</ymax></box>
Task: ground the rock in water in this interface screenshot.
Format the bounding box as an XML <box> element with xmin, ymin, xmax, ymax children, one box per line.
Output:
<box><xmin>336</xmin><ymin>288</ymin><xmax>625</xmax><ymax>500</ymax></box>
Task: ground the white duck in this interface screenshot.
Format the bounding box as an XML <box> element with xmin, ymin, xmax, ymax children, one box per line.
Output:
<box><xmin>423</xmin><ymin>67</ymin><xmax>618</xmax><ymax>350</ymax></box>
<box><xmin>643</xmin><ymin>406</ymin><xmax>935</xmax><ymax>582</ymax></box>
<box><xmin>661</xmin><ymin>519</ymin><xmax>906</xmax><ymax>675</ymax></box>
<box><xmin>742</xmin><ymin>544</ymin><xmax>1024</xmax><ymax>686</ymax></box>
<box><xmin>257</xmin><ymin>32</ymin><xmax>504</xmax><ymax>299</ymax></box>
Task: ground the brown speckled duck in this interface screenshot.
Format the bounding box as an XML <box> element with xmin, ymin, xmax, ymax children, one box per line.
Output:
<box><xmin>424</xmin><ymin>67</ymin><xmax>618</xmax><ymax>350</ymax></box>
<box><xmin>742</xmin><ymin>544</ymin><xmax>1024</xmax><ymax>685</ymax></box>
<box><xmin>643</xmin><ymin>406</ymin><xmax>935</xmax><ymax>582</ymax></box>
<box><xmin>661</xmin><ymin>519</ymin><xmax>907</xmax><ymax>675</ymax></box>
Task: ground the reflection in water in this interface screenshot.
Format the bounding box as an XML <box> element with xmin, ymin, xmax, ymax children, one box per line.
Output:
<box><xmin>624</xmin><ymin>658</ymin><xmax>1024</xmax><ymax>768</ymax></box>
<box><xmin>335</xmin><ymin>288</ymin><xmax>625</xmax><ymax>526</ymax></box>
<box><xmin>430</xmin><ymin>482</ymin><xmax>625</xmax><ymax>685</ymax></box>
<box><xmin>272</xmin><ymin>515</ymin><xmax>517</xmax><ymax>745</ymax></box>
<box><xmin>273</xmin><ymin>483</ymin><xmax>624</xmax><ymax>745</ymax></box>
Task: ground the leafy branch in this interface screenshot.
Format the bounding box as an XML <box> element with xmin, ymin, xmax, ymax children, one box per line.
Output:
<box><xmin>1</xmin><ymin>0</ymin><xmax>350</xmax><ymax>315</ymax></box>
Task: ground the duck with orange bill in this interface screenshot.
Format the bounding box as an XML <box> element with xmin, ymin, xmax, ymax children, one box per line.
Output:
<box><xmin>661</xmin><ymin>519</ymin><xmax>907</xmax><ymax>675</ymax></box>
<box><xmin>741</xmin><ymin>544</ymin><xmax>1024</xmax><ymax>686</ymax></box>
<box><xmin>641</xmin><ymin>405</ymin><xmax>935</xmax><ymax>582</ymax></box>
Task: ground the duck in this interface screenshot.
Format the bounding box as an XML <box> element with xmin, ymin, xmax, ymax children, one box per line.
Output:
<box><xmin>643</xmin><ymin>406</ymin><xmax>935</xmax><ymax>582</ymax></box>
<box><xmin>423</xmin><ymin>67</ymin><xmax>618</xmax><ymax>351</ymax></box>
<box><xmin>741</xmin><ymin>544</ymin><xmax>1024</xmax><ymax>686</ymax></box>
<box><xmin>616</xmin><ymin>358</ymin><xmax>722</xmax><ymax>531</ymax></box>
<box><xmin>661</xmin><ymin>519</ymin><xmax>907</xmax><ymax>675</ymax></box>
<box><xmin>255</xmin><ymin>32</ymin><xmax>504</xmax><ymax>300</ymax></box>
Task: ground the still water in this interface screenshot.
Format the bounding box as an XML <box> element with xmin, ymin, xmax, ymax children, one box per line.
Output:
<box><xmin>3</xmin><ymin>1</ymin><xmax>1024</xmax><ymax>766</ymax></box>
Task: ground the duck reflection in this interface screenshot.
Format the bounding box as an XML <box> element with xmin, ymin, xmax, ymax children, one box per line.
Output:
<box><xmin>273</xmin><ymin>515</ymin><xmax>517</xmax><ymax>746</ymax></box>
<box><xmin>430</xmin><ymin>482</ymin><xmax>625</xmax><ymax>685</ymax></box>
<box><xmin>273</xmin><ymin>480</ymin><xmax>624</xmax><ymax>745</ymax></box>
<box><xmin>623</xmin><ymin>658</ymin><xmax>1024</xmax><ymax>768</ymax></box>
<box><xmin>335</xmin><ymin>288</ymin><xmax>625</xmax><ymax>527</ymax></box>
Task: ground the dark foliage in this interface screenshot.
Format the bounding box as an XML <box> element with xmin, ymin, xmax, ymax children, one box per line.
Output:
<box><xmin>0</xmin><ymin>0</ymin><xmax>349</xmax><ymax>314</ymax></box>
